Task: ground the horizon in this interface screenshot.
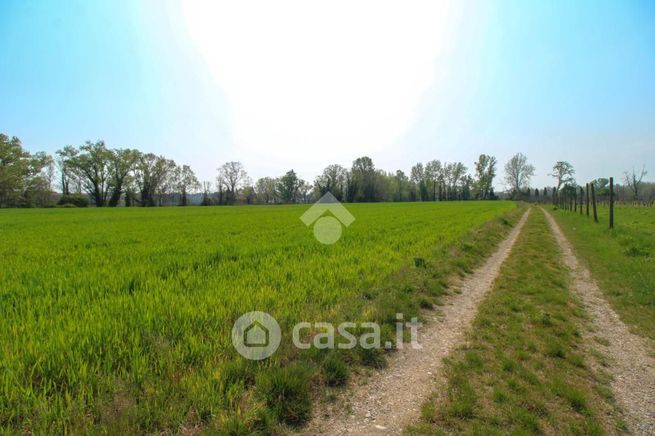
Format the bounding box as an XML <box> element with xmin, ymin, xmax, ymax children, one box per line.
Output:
<box><xmin>1</xmin><ymin>0</ymin><xmax>654</xmax><ymax>189</ymax></box>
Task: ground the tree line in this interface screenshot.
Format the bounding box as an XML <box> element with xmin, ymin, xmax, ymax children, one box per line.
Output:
<box><xmin>1</xmin><ymin>132</ymin><xmax>650</xmax><ymax>207</ymax></box>
<box><xmin>517</xmin><ymin>161</ymin><xmax>653</xmax><ymax>203</ymax></box>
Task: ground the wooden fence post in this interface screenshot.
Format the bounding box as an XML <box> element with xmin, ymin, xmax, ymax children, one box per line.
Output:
<box><xmin>586</xmin><ymin>183</ymin><xmax>590</xmax><ymax>216</ymax></box>
<box><xmin>561</xmin><ymin>191</ymin><xmax>564</xmax><ymax>209</ymax></box>
<box><xmin>570</xmin><ymin>191</ymin><xmax>574</xmax><ymax>211</ymax></box>
<box><xmin>591</xmin><ymin>183</ymin><xmax>598</xmax><ymax>223</ymax></box>
<box><xmin>552</xmin><ymin>189</ymin><xmax>556</xmax><ymax>206</ymax></box>
<box><xmin>563</xmin><ymin>190</ymin><xmax>566</xmax><ymax>210</ymax></box>
<box><xmin>579</xmin><ymin>187</ymin><xmax>583</xmax><ymax>214</ymax></box>
<box><xmin>609</xmin><ymin>177</ymin><xmax>614</xmax><ymax>229</ymax></box>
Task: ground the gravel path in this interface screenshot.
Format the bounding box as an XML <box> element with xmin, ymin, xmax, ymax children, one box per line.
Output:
<box><xmin>300</xmin><ymin>209</ymin><xmax>531</xmax><ymax>435</ymax></box>
<box><xmin>543</xmin><ymin>208</ymin><xmax>655</xmax><ymax>435</ymax></box>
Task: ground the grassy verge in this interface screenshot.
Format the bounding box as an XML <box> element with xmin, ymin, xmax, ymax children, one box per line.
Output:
<box><xmin>551</xmin><ymin>205</ymin><xmax>655</xmax><ymax>340</ymax></box>
<box><xmin>408</xmin><ymin>209</ymin><xmax>624</xmax><ymax>435</ymax></box>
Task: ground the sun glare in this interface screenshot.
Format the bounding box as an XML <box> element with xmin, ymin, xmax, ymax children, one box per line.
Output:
<box><xmin>181</xmin><ymin>0</ymin><xmax>461</xmax><ymax>163</ymax></box>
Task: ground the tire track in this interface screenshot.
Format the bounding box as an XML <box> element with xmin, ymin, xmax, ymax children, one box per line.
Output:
<box><xmin>301</xmin><ymin>209</ymin><xmax>531</xmax><ymax>435</ymax></box>
<box><xmin>542</xmin><ymin>208</ymin><xmax>655</xmax><ymax>435</ymax></box>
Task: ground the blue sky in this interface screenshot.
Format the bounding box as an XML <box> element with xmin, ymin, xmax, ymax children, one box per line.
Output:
<box><xmin>1</xmin><ymin>0</ymin><xmax>653</xmax><ymax>189</ymax></box>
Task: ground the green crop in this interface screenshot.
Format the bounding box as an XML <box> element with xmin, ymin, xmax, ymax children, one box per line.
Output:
<box><xmin>0</xmin><ymin>201</ymin><xmax>515</xmax><ymax>433</ymax></box>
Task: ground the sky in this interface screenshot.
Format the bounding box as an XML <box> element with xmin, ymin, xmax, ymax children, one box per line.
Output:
<box><xmin>1</xmin><ymin>0</ymin><xmax>654</xmax><ymax>190</ymax></box>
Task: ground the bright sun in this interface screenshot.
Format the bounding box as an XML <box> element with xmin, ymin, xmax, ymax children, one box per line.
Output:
<box><xmin>180</xmin><ymin>0</ymin><xmax>462</xmax><ymax>166</ymax></box>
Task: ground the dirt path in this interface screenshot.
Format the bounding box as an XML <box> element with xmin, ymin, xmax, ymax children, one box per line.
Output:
<box><xmin>300</xmin><ymin>209</ymin><xmax>531</xmax><ymax>435</ymax></box>
<box><xmin>542</xmin><ymin>208</ymin><xmax>655</xmax><ymax>435</ymax></box>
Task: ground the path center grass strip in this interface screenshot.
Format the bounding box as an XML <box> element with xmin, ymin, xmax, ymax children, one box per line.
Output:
<box><xmin>409</xmin><ymin>209</ymin><xmax>624</xmax><ymax>435</ymax></box>
<box><xmin>0</xmin><ymin>202</ymin><xmax>516</xmax><ymax>433</ymax></box>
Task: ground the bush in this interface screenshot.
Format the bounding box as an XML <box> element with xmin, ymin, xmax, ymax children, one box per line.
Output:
<box><xmin>57</xmin><ymin>194</ymin><xmax>89</xmax><ymax>207</ymax></box>
<box><xmin>256</xmin><ymin>365</ymin><xmax>312</xmax><ymax>426</ymax></box>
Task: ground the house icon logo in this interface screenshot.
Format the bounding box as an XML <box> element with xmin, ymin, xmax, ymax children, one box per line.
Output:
<box><xmin>300</xmin><ymin>192</ymin><xmax>355</xmax><ymax>244</ymax></box>
<box><xmin>244</xmin><ymin>320</ymin><xmax>269</xmax><ymax>347</ymax></box>
<box><xmin>232</xmin><ymin>311</ymin><xmax>281</xmax><ymax>360</ymax></box>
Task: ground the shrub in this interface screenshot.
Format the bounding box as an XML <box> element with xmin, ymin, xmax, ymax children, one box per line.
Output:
<box><xmin>57</xmin><ymin>194</ymin><xmax>89</xmax><ymax>207</ymax></box>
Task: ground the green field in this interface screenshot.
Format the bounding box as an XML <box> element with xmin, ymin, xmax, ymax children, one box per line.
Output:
<box><xmin>0</xmin><ymin>202</ymin><xmax>517</xmax><ymax>433</ymax></box>
<box><xmin>552</xmin><ymin>205</ymin><xmax>655</xmax><ymax>340</ymax></box>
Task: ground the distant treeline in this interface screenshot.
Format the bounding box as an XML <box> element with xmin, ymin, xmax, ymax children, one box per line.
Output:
<box><xmin>0</xmin><ymin>133</ymin><xmax>651</xmax><ymax>207</ymax></box>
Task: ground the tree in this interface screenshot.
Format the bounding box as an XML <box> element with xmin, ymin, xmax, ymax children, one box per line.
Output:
<box><xmin>240</xmin><ymin>183</ymin><xmax>256</xmax><ymax>204</ymax></box>
<box><xmin>351</xmin><ymin>156</ymin><xmax>376</xmax><ymax>202</ymax></box>
<box><xmin>108</xmin><ymin>148</ymin><xmax>140</xmax><ymax>206</ymax></box>
<box><xmin>24</xmin><ymin>152</ymin><xmax>54</xmax><ymax>207</ymax></box>
<box><xmin>345</xmin><ymin>170</ymin><xmax>357</xmax><ymax>202</ymax></box>
<box><xmin>314</xmin><ymin>164</ymin><xmax>347</xmax><ymax>201</ymax></box>
<box><xmin>393</xmin><ymin>170</ymin><xmax>409</xmax><ymax>201</ymax></box>
<box><xmin>443</xmin><ymin>162</ymin><xmax>467</xmax><ymax>200</ymax></box>
<box><xmin>0</xmin><ymin>135</ymin><xmax>30</xmax><ymax>206</ymax></box>
<box><xmin>277</xmin><ymin>170</ymin><xmax>300</xmax><ymax>203</ymax></box>
<box><xmin>55</xmin><ymin>146</ymin><xmax>80</xmax><ymax>195</ymax></box>
<box><xmin>473</xmin><ymin>154</ymin><xmax>497</xmax><ymax>200</ymax></box>
<box><xmin>592</xmin><ymin>178</ymin><xmax>609</xmax><ymax>196</ymax></box>
<box><xmin>200</xmin><ymin>181</ymin><xmax>213</xmax><ymax>206</ymax></box>
<box><xmin>63</xmin><ymin>141</ymin><xmax>113</xmax><ymax>207</ymax></box>
<box><xmin>374</xmin><ymin>170</ymin><xmax>393</xmax><ymax>202</ymax></box>
<box><xmin>297</xmin><ymin>179</ymin><xmax>312</xmax><ymax>203</ymax></box>
<box><xmin>504</xmin><ymin>153</ymin><xmax>535</xmax><ymax>196</ymax></box>
<box><xmin>134</xmin><ymin>153</ymin><xmax>176</xmax><ymax>206</ymax></box>
<box><xmin>460</xmin><ymin>175</ymin><xmax>473</xmax><ymax>200</ymax></box>
<box><xmin>174</xmin><ymin>164</ymin><xmax>200</xmax><ymax>206</ymax></box>
<box><xmin>217</xmin><ymin>161</ymin><xmax>247</xmax><ymax>204</ymax></box>
<box><xmin>623</xmin><ymin>165</ymin><xmax>648</xmax><ymax>200</ymax></box>
<box><xmin>425</xmin><ymin>160</ymin><xmax>442</xmax><ymax>201</ymax></box>
<box><xmin>58</xmin><ymin>142</ymin><xmax>142</xmax><ymax>207</ymax></box>
<box><xmin>0</xmin><ymin>134</ymin><xmax>54</xmax><ymax>207</ymax></box>
<box><xmin>255</xmin><ymin>177</ymin><xmax>278</xmax><ymax>204</ymax></box>
<box><xmin>550</xmin><ymin>161</ymin><xmax>575</xmax><ymax>192</ymax></box>
<box><xmin>410</xmin><ymin>163</ymin><xmax>428</xmax><ymax>201</ymax></box>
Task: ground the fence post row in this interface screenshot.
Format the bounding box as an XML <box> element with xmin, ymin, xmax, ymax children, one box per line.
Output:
<box><xmin>556</xmin><ymin>180</ymin><xmax>614</xmax><ymax>227</ymax></box>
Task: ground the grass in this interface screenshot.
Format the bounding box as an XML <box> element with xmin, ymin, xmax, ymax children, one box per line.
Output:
<box><xmin>0</xmin><ymin>201</ymin><xmax>521</xmax><ymax>433</ymax></box>
<box><xmin>552</xmin><ymin>204</ymin><xmax>655</xmax><ymax>340</ymax></box>
<box><xmin>408</xmin><ymin>209</ymin><xmax>623</xmax><ymax>435</ymax></box>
